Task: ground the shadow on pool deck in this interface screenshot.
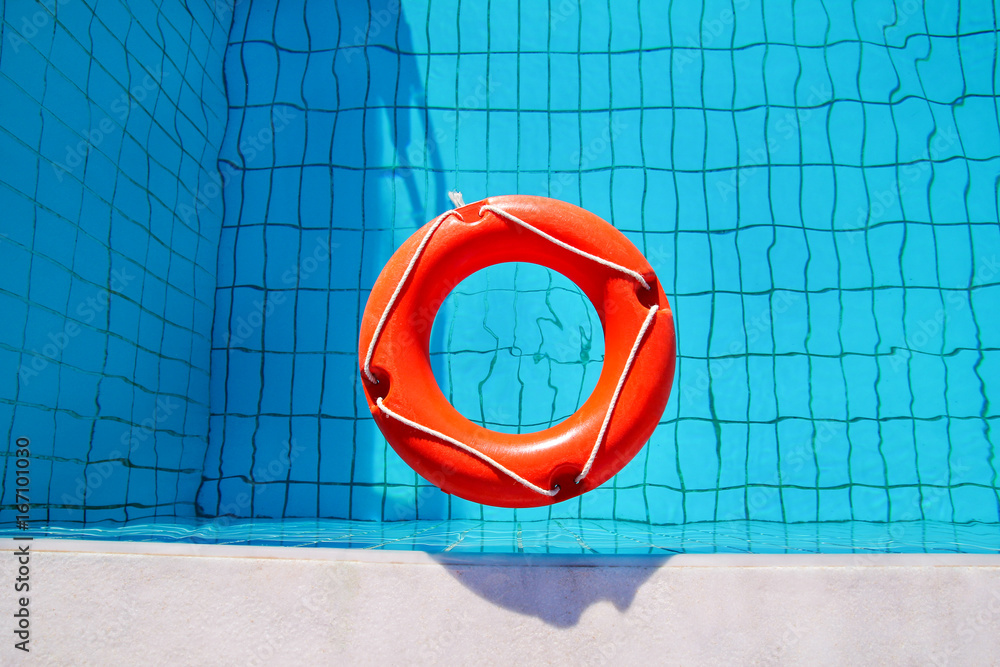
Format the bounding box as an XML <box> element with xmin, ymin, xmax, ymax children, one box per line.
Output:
<box><xmin>433</xmin><ymin>554</ymin><xmax>671</xmax><ymax>627</ymax></box>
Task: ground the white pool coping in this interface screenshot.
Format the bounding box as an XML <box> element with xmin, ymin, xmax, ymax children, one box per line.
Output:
<box><xmin>21</xmin><ymin>537</ymin><xmax>1000</xmax><ymax>566</ymax></box>
<box><xmin>4</xmin><ymin>538</ymin><xmax>1000</xmax><ymax>665</ymax></box>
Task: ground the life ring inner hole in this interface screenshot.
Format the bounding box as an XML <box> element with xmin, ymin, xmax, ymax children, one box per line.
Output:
<box><xmin>428</xmin><ymin>261</ymin><xmax>606</xmax><ymax>435</ymax></box>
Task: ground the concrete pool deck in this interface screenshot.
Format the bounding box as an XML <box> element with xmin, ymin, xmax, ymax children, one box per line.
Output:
<box><xmin>2</xmin><ymin>539</ymin><xmax>999</xmax><ymax>664</ymax></box>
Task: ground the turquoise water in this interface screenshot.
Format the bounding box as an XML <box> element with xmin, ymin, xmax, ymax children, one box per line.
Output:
<box><xmin>1</xmin><ymin>0</ymin><xmax>999</xmax><ymax>553</ymax></box>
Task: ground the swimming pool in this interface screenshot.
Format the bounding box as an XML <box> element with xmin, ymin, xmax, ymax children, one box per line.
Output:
<box><xmin>1</xmin><ymin>0</ymin><xmax>998</xmax><ymax>553</ymax></box>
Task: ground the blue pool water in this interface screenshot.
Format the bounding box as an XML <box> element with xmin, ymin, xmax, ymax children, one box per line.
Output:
<box><xmin>1</xmin><ymin>0</ymin><xmax>999</xmax><ymax>553</ymax></box>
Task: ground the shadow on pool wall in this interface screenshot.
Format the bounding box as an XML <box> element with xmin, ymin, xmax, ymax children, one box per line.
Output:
<box><xmin>196</xmin><ymin>0</ymin><xmax>452</xmax><ymax>523</ymax></box>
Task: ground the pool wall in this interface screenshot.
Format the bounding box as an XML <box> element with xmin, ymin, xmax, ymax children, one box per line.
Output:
<box><xmin>200</xmin><ymin>0</ymin><xmax>1000</xmax><ymax>535</ymax></box>
<box><xmin>0</xmin><ymin>0</ymin><xmax>230</xmax><ymax>523</ymax></box>
<box><xmin>1</xmin><ymin>0</ymin><xmax>999</xmax><ymax>553</ymax></box>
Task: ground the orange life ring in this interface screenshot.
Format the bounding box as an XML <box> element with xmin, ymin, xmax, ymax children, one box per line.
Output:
<box><xmin>358</xmin><ymin>195</ymin><xmax>676</xmax><ymax>507</ymax></box>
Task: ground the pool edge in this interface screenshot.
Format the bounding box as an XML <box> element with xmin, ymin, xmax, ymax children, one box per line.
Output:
<box><xmin>15</xmin><ymin>538</ymin><xmax>1000</xmax><ymax>567</ymax></box>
